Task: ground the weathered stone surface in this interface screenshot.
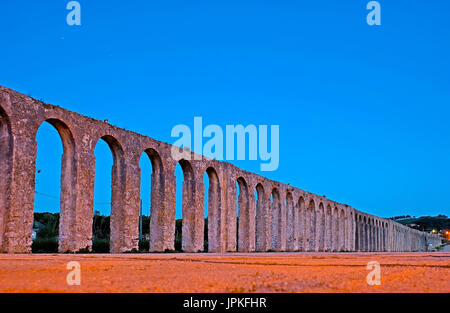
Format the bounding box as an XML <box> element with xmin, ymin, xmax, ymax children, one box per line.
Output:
<box><xmin>0</xmin><ymin>86</ymin><xmax>442</xmax><ymax>253</ymax></box>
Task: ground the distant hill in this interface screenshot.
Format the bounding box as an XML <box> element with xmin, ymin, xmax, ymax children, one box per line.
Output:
<box><xmin>392</xmin><ymin>215</ymin><xmax>449</xmax><ymax>233</ymax></box>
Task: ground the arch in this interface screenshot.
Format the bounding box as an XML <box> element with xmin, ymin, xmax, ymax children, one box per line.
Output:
<box><xmin>370</xmin><ymin>218</ymin><xmax>374</xmax><ymax>251</ymax></box>
<box><xmin>0</xmin><ymin>107</ymin><xmax>13</xmax><ymax>251</ymax></box>
<box><xmin>363</xmin><ymin>216</ymin><xmax>368</xmax><ymax>252</ymax></box>
<box><xmin>370</xmin><ymin>217</ymin><xmax>374</xmax><ymax>251</ymax></box>
<box><xmin>33</xmin><ymin>119</ymin><xmax>77</xmax><ymax>253</ymax></box>
<box><xmin>332</xmin><ymin>206</ymin><xmax>339</xmax><ymax>251</ymax></box>
<box><xmin>255</xmin><ymin>183</ymin><xmax>267</xmax><ymax>251</ymax></box>
<box><xmin>204</xmin><ymin>167</ymin><xmax>221</xmax><ymax>252</ymax></box>
<box><xmin>285</xmin><ymin>192</ymin><xmax>295</xmax><ymax>251</ymax></box>
<box><xmin>339</xmin><ymin>209</ymin><xmax>345</xmax><ymax>251</ymax></box>
<box><xmin>316</xmin><ymin>202</ymin><xmax>325</xmax><ymax>251</ymax></box>
<box><xmin>93</xmin><ymin>135</ymin><xmax>125</xmax><ymax>253</ymax></box>
<box><xmin>307</xmin><ymin>199</ymin><xmax>316</xmax><ymax>251</ymax></box>
<box><xmin>141</xmin><ymin>148</ymin><xmax>165</xmax><ymax>252</ymax></box>
<box><xmin>270</xmin><ymin>188</ymin><xmax>282</xmax><ymax>251</ymax></box>
<box><xmin>375</xmin><ymin>220</ymin><xmax>379</xmax><ymax>251</ymax></box>
<box><xmin>356</xmin><ymin>215</ymin><xmax>360</xmax><ymax>251</ymax></box>
<box><xmin>297</xmin><ymin>196</ymin><xmax>305</xmax><ymax>251</ymax></box>
<box><xmin>325</xmin><ymin>204</ymin><xmax>332</xmax><ymax>251</ymax></box>
<box><xmin>349</xmin><ymin>211</ymin><xmax>355</xmax><ymax>251</ymax></box>
<box><xmin>363</xmin><ymin>215</ymin><xmax>367</xmax><ymax>251</ymax></box>
<box><xmin>237</xmin><ymin>176</ymin><xmax>250</xmax><ymax>252</ymax></box>
<box><xmin>383</xmin><ymin>222</ymin><xmax>388</xmax><ymax>251</ymax></box>
<box><xmin>369</xmin><ymin>218</ymin><xmax>374</xmax><ymax>251</ymax></box>
<box><xmin>175</xmin><ymin>159</ymin><xmax>196</xmax><ymax>252</ymax></box>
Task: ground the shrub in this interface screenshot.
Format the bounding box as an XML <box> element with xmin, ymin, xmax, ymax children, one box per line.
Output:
<box><xmin>32</xmin><ymin>237</ymin><xmax>58</xmax><ymax>253</ymax></box>
<box><xmin>92</xmin><ymin>238</ymin><xmax>109</xmax><ymax>253</ymax></box>
<box><xmin>139</xmin><ymin>239</ymin><xmax>149</xmax><ymax>251</ymax></box>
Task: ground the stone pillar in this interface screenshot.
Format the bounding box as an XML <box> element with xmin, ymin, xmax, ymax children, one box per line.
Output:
<box><xmin>348</xmin><ymin>213</ymin><xmax>354</xmax><ymax>251</ymax></box>
<box><xmin>331</xmin><ymin>208</ymin><xmax>339</xmax><ymax>251</ymax></box>
<box><xmin>225</xmin><ymin>176</ymin><xmax>237</xmax><ymax>252</ymax></box>
<box><xmin>285</xmin><ymin>194</ymin><xmax>295</xmax><ymax>251</ymax></box>
<box><xmin>365</xmin><ymin>222</ymin><xmax>370</xmax><ymax>252</ymax></box>
<box><xmin>116</xmin><ymin>161</ymin><xmax>139</xmax><ymax>252</ymax></box>
<box><xmin>304</xmin><ymin>202</ymin><xmax>311</xmax><ymax>251</ymax></box>
<box><xmin>308</xmin><ymin>201</ymin><xmax>316</xmax><ymax>252</ymax></box>
<box><xmin>291</xmin><ymin>195</ymin><xmax>299</xmax><ymax>251</ymax></box>
<box><xmin>247</xmin><ymin>190</ymin><xmax>256</xmax><ymax>252</ymax></box>
<box><xmin>279</xmin><ymin>193</ymin><xmax>287</xmax><ymax>252</ymax></box>
<box><xmin>270</xmin><ymin>189</ymin><xmax>284</xmax><ymax>251</ymax></box>
<box><xmin>181</xmin><ymin>178</ymin><xmax>204</xmax><ymax>252</ymax></box>
<box><xmin>345</xmin><ymin>213</ymin><xmax>350</xmax><ymax>251</ymax></box>
<box><xmin>72</xmin><ymin>148</ymin><xmax>96</xmax><ymax>252</ymax></box>
<box><xmin>371</xmin><ymin>223</ymin><xmax>375</xmax><ymax>251</ymax></box>
<box><xmin>324</xmin><ymin>207</ymin><xmax>331</xmax><ymax>251</ymax></box>
<box><xmin>369</xmin><ymin>224</ymin><xmax>374</xmax><ymax>251</ymax></box>
<box><xmin>297</xmin><ymin>200</ymin><xmax>305</xmax><ymax>251</ymax></box>
<box><xmin>355</xmin><ymin>216</ymin><xmax>361</xmax><ymax>251</ymax></box>
<box><xmin>237</xmin><ymin>179</ymin><xmax>254</xmax><ymax>252</ymax></box>
<box><xmin>255</xmin><ymin>185</ymin><xmax>269</xmax><ymax>251</ymax></box>
<box><xmin>149</xmin><ymin>171</ymin><xmax>176</xmax><ymax>252</ymax></box>
<box><xmin>3</xmin><ymin>132</ymin><xmax>37</xmax><ymax>253</ymax></box>
<box><xmin>375</xmin><ymin>224</ymin><xmax>379</xmax><ymax>251</ymax></box>
<box><xmin>315</xmin><ymin>205</ymin><xmax>323</xmax><ymax>252</ymax></box>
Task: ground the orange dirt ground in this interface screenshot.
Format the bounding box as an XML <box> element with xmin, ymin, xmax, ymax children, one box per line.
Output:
<box><xmin>0</xmin><ymin>252</ymin><xmax>448</xmax><ymax>293</ymax></box>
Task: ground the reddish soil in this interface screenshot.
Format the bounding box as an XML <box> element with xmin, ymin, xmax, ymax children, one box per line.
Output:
<box><xmin>0</xmin><ymin>252</ymin><xmax>448</xmax><ymax>293</ymax></box>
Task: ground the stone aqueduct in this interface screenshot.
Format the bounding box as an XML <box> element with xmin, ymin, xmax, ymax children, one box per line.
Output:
<box><xmin>0</xmin><ymin>86</ymin><xmax>441</xmax><ymax>253</ymax></box>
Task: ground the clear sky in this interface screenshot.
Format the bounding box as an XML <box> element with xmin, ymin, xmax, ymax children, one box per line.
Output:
<box><xmin>1</xmin><ymin>1</ymin><xmax>449</xmax><ymax>218</ymax></box>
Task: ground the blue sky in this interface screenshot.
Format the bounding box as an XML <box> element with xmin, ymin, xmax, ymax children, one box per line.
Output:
<box><xmin>1</xmin><ymin>1</ymin><xmax>449</xmax><ymax>218</ymax></box>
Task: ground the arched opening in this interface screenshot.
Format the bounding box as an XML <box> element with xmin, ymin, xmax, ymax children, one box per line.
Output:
<box><xmin>349</xmin><ymin>212</ymin><xmax>354</xmax><ymax>251</ymax></box>
<box><xmin>93</xmin><ymin>135</ymin><xmax>125</xmax><ymax>253</ymax></box>
<box><xmin>360</xmin><ymin>215</ymin><xmax>364</xmax><ymax>251</ymax></box>
<box><xmin>363</xmin><ymin>216</ymin><xmax>368</xmax><ymax>252</ymax></box>
<box><xmin>237</xmin><ymin>177</ymin><xmax>250</xmax><ymax>252</ymax></box>
<box><xmin>325</xmin><ymin>204</ymin><xmax>332</xmax><ymax>251</ymax></box>
<box><xmin>140</xmin><ymin>148</ymin><xmax>164</xmax><ymax>252</ymax></box>
<box><xmin>374</xmin><ymin>220</ymin><xmax>379</xmax><ymax>251</ymax></box>
<box><xmin>255</xmin><ymin>183</ymin><xmax>266</xmax><ymax>251</ymax></box>
<box><xmin>0</xmin><ymin>107</ymin><xmax>13</xmax><ymax>251</ymax></box>
<box><xmin>235</xmin><ymin>181</ymin><xmax>239</xmax><ymax>249</ymax></box>
<box><xmin>205</xmin><ymin>167</ymin><xmax>221</xmax><ymax>252</ymax></box>
<box><xmin>270</xmin><ymin>188</ymin><xmax>282</xmax><ymax>251</ymax></box>
<box><xmin>174</xmin><ymin>159</ymin><xmax>196</xmax><ymax>252</ymax></box>
<box><xmin>378</xmin><ymin>221</ymin><xmax>383</xmax><ymax>251</ymax></box>
<box><xmin>297</xmin><ymin>197</ymin><xmax>305</xmax><ymax>251</ymax></box>
<box><xmin>32</xmin><ymin>119</ymin><xmax>76</xmax><ymax>253</ymax></box>
<box><xmin>339</xmin><ymin>209</ymin><xmax>345</xmax><ymax>251</ymax></box>
<box><xmin>355</xmin><ymin>214</ymin><xmax>361</xmax><ymax>251</ymax></box>
<box><xmin>372</xmin><ymin>219</ymin><xmax>377</xmax><ymax>251</ymax></box>
<box><xmin>332</xmin><ymin>207</ymin><xmax>339</xmax><ymax>251</ymax></box>
<box><xmin>285</xmin><ymin>192</ymin><xmax>294</xmax><ymax>251</ymax></box>
<box><xmin>317</xmin><ymin>202</ymin><xmax>325</xmax><ymax>251</ymax></box>
<box><xmin>307</xmin><ymin>200</ymin><xmax>316</xmax><ymax>251</ymax></box>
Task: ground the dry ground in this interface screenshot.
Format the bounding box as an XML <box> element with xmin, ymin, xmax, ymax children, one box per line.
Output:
<box><xmin>0</xmin><ymin>252</ymin><xmax>448</xmax><ymax>293</ymax></box>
